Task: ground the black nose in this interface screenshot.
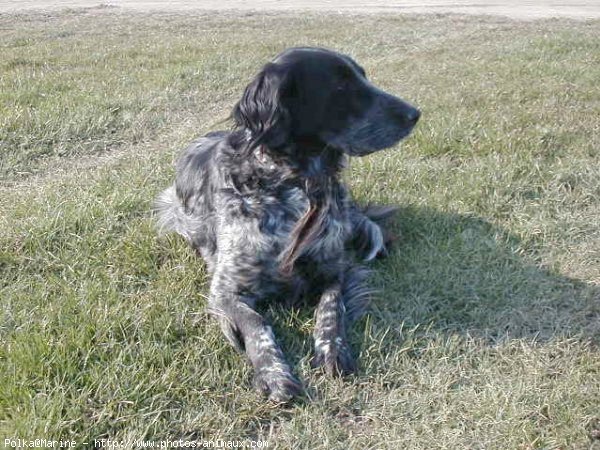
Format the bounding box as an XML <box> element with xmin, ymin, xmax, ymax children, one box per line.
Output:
<box><xmin>405</xmin><ymin>107</ymin><xmax>420</xmax><ymax>126</ymax></box>
<box><xmin>386</xmin><ymin>96</ymin><xmax>421</xmax><ymax>127</ymax></box>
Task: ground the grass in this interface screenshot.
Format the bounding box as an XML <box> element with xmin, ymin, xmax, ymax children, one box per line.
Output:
<box><xmin>1</xmin><ymin>7</ymin><xmax>599</xmax><ymax>449</ymax></box>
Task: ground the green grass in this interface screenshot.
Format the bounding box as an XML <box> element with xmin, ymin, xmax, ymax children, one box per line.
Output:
<box><xmin>1</xmin><ymin>7</ymin><xmax>600</xmax><ymax>449</ymax></box>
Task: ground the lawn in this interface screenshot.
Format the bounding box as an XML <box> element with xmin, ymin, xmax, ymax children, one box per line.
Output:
<box><xmin>1</xmin><ymin>7</ymin><xmax>599</xmax><ymax>449</ymax></box>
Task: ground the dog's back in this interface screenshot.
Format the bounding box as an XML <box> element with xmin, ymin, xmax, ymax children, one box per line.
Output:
<box><xmin>154</xmin><ymin>47</ymin><xmax>419</xmax><ymax>402</ymax></box>
<box><xmin>154</xmin><ymin>132</ymin><xmax>224</xmax><ymax>265</ymax></box>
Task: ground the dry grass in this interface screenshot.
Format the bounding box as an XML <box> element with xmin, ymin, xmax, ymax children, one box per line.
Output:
<box><xmin>1</xmin><ymin>8</ymin><xmax>599</xmax><ymax>449</ymax></box>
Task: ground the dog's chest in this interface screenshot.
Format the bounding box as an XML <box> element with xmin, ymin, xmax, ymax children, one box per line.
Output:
<box><xmin>263</xmin><ymin>185</ymin><xmax>352</xmax><ymax>262</ymax></box>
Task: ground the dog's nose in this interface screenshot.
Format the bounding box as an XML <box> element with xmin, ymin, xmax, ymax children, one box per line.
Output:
<box><xmin>405</xmin><ymin>107</ymin><xmax>420</xmax><ymax>126</ymax></box>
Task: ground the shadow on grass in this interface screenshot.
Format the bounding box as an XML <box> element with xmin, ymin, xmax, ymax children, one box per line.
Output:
<box><xmin>366</xmin><ymin>205</ymin><xmax>599</xmax><ymax>343</ymax></box>
<box><xmin>148</xmin><ymin>204</ymin><xmax>599</xmax><ymax>416</ymax></box>
<box><xmin>268</xmin><ymin>204</ymin><xmax>599</xmax><ymax>395</ymax></box>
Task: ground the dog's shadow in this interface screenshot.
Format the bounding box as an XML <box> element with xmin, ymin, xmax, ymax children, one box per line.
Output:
<box><xmin>371</xmin><ymin>206</ymin><xmax>598</xmax><ymax>339</ymax></box>
<box><xmin>269</xmin><ymin>204</ymin><xmax>598</xmax><ymax>384</ymax></box>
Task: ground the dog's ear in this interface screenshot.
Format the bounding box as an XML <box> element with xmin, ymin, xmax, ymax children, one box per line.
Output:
<box><xmin>233</xmin><ymin>63</ymin><xmax>291</xmax><ymax>150</ymax></box>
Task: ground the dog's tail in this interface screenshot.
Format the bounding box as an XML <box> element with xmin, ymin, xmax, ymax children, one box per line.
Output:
<box><xmin>153</xmin><ymin>185</ymin><xmax>198</xmax><ymax>242</ymax></box>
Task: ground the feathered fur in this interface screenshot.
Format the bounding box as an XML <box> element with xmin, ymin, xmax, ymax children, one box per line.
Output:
<box><xmin>155</xmin><ymin>47</ymin><xmax>419</xmax><ymax>402</ymax></box>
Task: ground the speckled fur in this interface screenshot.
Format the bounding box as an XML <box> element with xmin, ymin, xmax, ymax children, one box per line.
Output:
<box><xmin>155</xmin><ymin>47</ymin><xmax>419</xmax><ymax>402</ymax></box>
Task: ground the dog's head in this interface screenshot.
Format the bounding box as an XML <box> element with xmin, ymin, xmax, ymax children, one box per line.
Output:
<box><xmin>233</xmin><ymin>47</ymin><xmax>420</xmax><ymax>156</ymax></box>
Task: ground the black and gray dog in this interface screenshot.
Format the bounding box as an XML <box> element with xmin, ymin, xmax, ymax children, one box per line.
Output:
<box><xmin>155</xmin><ymin>47</ymin><xmax>419</xmax><ymax>402</ymax></box>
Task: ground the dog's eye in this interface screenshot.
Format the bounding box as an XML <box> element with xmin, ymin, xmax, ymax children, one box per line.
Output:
<box><xmin>336</xmin><ymin>82</ymin><xmax>347</xmax><ymax>92</ymax></box>
<box><xmin>336</xmin><ymin>74</ymin><xmax>352</xmax><ymax>92</ymax></box>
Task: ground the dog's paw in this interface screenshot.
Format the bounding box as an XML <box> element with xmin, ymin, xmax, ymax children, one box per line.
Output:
<box><xmin>253</xmin><ymin>368</ymin><xmax>303</xmax><ymax>403</ymax></box>
<box><xmin>311</xmin><ymin>337</ymin><xmax>357</xmax><ymax>376</ymax></box>
<box><xmin>361</xmin><ymin>221</ymin><xmax>385</xmax><ymax>262</ymax></box>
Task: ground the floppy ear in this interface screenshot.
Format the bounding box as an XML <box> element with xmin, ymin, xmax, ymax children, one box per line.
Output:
<box><xmin>233</xmin><ymin>63</ymin><xmax>291</xmax><ymax>150</ymax></box>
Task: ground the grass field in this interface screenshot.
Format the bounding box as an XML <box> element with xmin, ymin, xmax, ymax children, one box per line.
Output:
<box><xmin>1</xmin><ymin>7</ymin><xmax>599</xmax><ymax>449</ymax></box>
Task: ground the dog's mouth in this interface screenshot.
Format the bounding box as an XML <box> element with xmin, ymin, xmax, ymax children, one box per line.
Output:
<box><xmin>344</xmin><ymin>124</ymin><xmax>417</xmax><ymax>157</ymax></box>
<box><xmin>347</xmin><ymin>92</ymin><xmax>421</xmax><ymax>157</ymax></box>
<box><xmin>318</xmin><ymin>99</ymin><xmax>420</xmax><ymax>157</ymax></box>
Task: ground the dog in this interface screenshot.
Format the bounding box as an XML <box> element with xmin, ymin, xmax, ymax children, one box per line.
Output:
<box><xmin>155</xmin><ymin>47</ymin><xmax>419</xmax><ymax>402</ymax></box>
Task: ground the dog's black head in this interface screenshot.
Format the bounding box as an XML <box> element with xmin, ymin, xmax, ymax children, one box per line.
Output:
<box><xmin>233</xmin><ymin>47</ymin><xmax>420</xmax><ymax>157</ymax></box>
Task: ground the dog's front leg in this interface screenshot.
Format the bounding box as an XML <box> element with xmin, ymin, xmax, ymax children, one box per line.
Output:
<box><xmin>311</xmin><ymin>278</ymin><xmax>358</xmax><ymax>376</ymax></box>
<box><xmin>207</xmin><ymin>272</ymin><xmax>302</xmax><ymax>402</ymax></box>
